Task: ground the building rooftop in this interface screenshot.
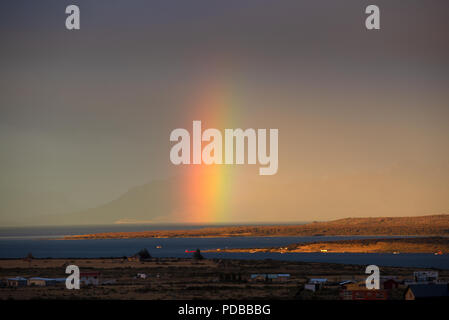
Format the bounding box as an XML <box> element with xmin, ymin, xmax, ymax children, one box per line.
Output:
<box><xmin>408</xmin><ymin>284</ymin><xmax>449</xmax><ymax>298</ymax></box>
<box><xmin>309</xmin><ymin>278</ymin><xmax>328</xmax><ymax>284</ymax></box>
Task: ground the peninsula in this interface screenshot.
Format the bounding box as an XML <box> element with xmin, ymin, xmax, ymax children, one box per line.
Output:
<box><xmin>204</xmin><ymin>237</ymin><xmax>449</xmax><ymax>254</ymax></box>
<box><xmin>62</xmin><ymin>214</ymin><xmax>449</xmax><ymax>240</ymax></box>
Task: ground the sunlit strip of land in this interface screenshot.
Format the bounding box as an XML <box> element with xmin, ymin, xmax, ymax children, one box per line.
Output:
<box><xmin>62</xmin><ymin>215</ymin><xmax>449</xmax><ymax>240</ymax></box>
<box><xmin>204</xmin><ymin>237</ymin><xmax>449</xmax><ymax>254</ymax></box>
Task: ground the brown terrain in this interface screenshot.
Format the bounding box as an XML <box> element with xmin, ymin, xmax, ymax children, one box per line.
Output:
<box><xmin>62</xmin><ymin>214</ymin><xmax>449</xmax><ymax>240</ymax></box>
<box><xmin>1</xmin><ymin>257</ymin><xmax>447</xmax><ymax>300</ymax></box>
<box><xmin>205</xmin><ymin>237</ymin><xmax>449</xmax><ymax>254</ymax></box>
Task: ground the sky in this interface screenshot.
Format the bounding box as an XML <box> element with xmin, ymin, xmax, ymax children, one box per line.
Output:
<box><xmin>1</xmin><ymin>1</ymin><xmax>449</xmax><ymax>225</ymax></box>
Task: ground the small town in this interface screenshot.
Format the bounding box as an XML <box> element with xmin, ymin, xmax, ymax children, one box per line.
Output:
<box><xmin>1</xmin><ymin>249</ymin><xmax>448</xmax><ymax>300</ymax></box>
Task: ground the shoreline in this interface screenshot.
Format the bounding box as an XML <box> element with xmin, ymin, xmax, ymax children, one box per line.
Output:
<box><xmin>204</xmin><ymin>237</ymin><xmax>449</xmax><ymax>254</ymax></box>
<box><xmin>59</xmin><ymin>214</ymin><xmax>449</xmax><ymax>240</ymax></box>
<box><xmin>57</xmin><ymin>234</ymin><xmax>439</xmax><ymax>240</ymax></box>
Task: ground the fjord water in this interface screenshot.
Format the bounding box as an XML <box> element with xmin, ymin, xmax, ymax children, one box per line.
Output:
<box><xmin>0</xmin><ymin>226</ymin><xmax>448</xmax><ymax>269</ymax></box>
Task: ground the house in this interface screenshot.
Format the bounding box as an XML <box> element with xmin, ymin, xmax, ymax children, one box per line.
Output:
<box><xmin>382</xmin><ymin>278</ymin><xmax>399</xmax><ymax>290</ymax></box>
<box><xmin>28</xmin><ymin>277</ymin><xmax>53</xmax><ymax>286</ymax></box>
<box><xmin>309</xmin><ymin>278</ymin><xmax>328</xmax><ymax>284</ymax></box>
<box><xmin>275</xmin><ymin>274</ymin><xmax>291</xmax><ymax>282</ymax></box>
<box><xmin>27</xmin><ymin>277</ymin><xmax>64</xmax><ymax>286</ymax></box>
<box><xmin>80</xmin><ymin>272</ymin><xmax>101</xmax><ymax>286</ymax></box>
<box><xmin>249</xmin><ymin>274</ymin><xmax>291</xmax><ymax>283</ymax></box>
<box><xmin>404</xmin><ymin>284</ymin><xmax>449</xmax><ymax>300</ymax></box>
<box><xmin>304</xmin><ymin>283</ymin><xmax>318</xmax><ymax>292</ymax></box>
<box><xmin>266</xmin><ymin>274</ymin><xmax>291</xmax><ymax>282</ymax></box>
<box><xmin>413</xmin><ymin>271</ymin><xmax>438</xmax><ymax>283</ymax></box>
<box><xmin>266</xmin><ymin>274</ymin><xmax>279</xmax><ymax>281</ymax></box>
<box><xmin>339</xmin><ymin>279</ymin><xmax>389</xmax><ymax>300</ymax></box>
<box><xmin>304</xmin><ymin>278</ymin><xmax>327</xmax><ymax>292</ymax></box>
<box><xmin>249</xmin><ymin>274</ymin><xmax>266</xmax><ymax>282</ymax></box>
<box><xmin>6</xmin><ymin>277</ymin><xmax>28</xmax><ymax>287</ymax></box>
<box><xmin>341</xmin><ymin>278</ymin><xmax>399</xmax><ymax>291</ymax></box>
<box><xmin>404</xmin><ymin>271</ymin><xmax>440</xmax><ymax>286</ymax></box>
<box><xmin>343</xmin><ymin>281</ymin><xmax>368</xmax><ymax>291</ymax></box>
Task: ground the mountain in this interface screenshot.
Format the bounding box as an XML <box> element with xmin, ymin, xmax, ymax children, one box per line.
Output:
<box><xmin>4</xmin><ymin>163</ymin><xmax>449</xmax><ymax>226</ymax></box>
<box><xmin>22</xmin><ymin>179</ymin><xmax>177</xmax><ymax>226</ymax></box>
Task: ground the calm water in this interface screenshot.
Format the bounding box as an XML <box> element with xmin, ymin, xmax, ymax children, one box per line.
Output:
<box><xmin>0</xmin><ymin>226</ymin><xmax>448</xmax><ymax>269</ymax></box>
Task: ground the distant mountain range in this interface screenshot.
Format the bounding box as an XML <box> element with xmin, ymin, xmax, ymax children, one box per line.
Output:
<box><xmin>7</xmin><ymin>171</ymin><xmax>289</xmax><ymax>226</ymax></box>
<box><xmin>15</xmin><ymin>179</ymin><xmax>177</xmax><ymax>226</ymax></box>
<box><xmin>4</xmin><ymin>168</ymin><xmax>449</xmax><ymax>227</ymax></box>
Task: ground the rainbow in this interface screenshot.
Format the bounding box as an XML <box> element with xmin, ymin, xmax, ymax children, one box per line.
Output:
<box><xmin>172</xmin><ymin>75</ymin><xmax>239</xmax><ymax>224</ymax></box>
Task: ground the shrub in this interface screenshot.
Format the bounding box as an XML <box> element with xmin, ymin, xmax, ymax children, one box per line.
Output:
<box><xmin>137</xmin><ymin>248</ymin><xmax>152</xmax><ymax>260</ymax></box>
<box><xmin>192</xmin><ymin>249</ymin><xmax>204</xmax><ymax>260</ymax></box>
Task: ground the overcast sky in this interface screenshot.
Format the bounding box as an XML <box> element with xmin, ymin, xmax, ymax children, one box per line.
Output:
<box><xmin>1</xmin><ymin>1</ymin><xmax>448</xmax><ymax>225</ymax></box>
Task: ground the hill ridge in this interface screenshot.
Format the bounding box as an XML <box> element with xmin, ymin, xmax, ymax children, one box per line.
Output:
<box><xmin>63</xmin><ymin>213</ymin><xmax>449</xmax><ymax>239</ymax></box>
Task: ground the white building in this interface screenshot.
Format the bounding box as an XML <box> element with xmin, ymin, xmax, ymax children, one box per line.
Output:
<box><xmin>80</xmin><ymin>272</ymin><xmax>101</xmax><ymax>286</ymax></box>
<box><xmin>305</xmin><ymin>278</ymin><xmax>328</xmax><ymax>292</ymax></box>
<box><xmin>414</xmin><ymin>271</ymin><xmax>438</xmax><ymax>283</ymax></box>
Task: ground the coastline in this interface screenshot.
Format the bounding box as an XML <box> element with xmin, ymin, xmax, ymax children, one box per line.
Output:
<box><xmin>204</xmin><ymin>237</ymin><xmax>449</xmax><ymax>254</ymax></box>
<box><xmin>60</xmin><ymin>214</ymin><xmax>449</xmax><ymax>240</ymax></box>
